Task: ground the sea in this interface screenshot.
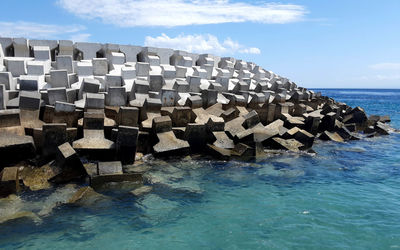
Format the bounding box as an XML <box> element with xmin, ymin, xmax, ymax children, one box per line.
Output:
<box><xmin>1</xmin><ymin>89</ymin><xmax>400</xmax><ymax>249</ymax></box>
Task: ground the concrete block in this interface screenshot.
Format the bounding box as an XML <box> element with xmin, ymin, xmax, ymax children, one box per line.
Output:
<box><xmin>76</xmin><ymin>61</ymin><xmax>93</xmax><ymax>76</ymax></box>
<box><xmin>121</xmin><ymin>66</ymin><xmax>136</xmax><ymax>79</ymax></box>
<box><xmin>42</xmin><ymin>123</ymin><xmax>67</xmax><ymax>158</ymax></box>
<box><xmin>136</xmin><ymin>62</ymin><xmax>150</xmax><ymax>76</ymax></box>
<box><xmin>134</xmin><ymin>79</ymin><xmax>150</xmax><ymax>94</ymax></box>
<box><xmin>50</xmin><ymin>70</ymin><xmax>69</xmax><ymax>88</ymax></box>
<box><xmin>153</xmin><ymin>131</ymin><xmax>190</xmax><ymax>156</ymax></box>
<box><xmin>105</xmin><ymin>86</ymin><xmax>127</xmax><ymax>106</ymax></box>
<box><xmin>116</xmin><ymin>125</ymin><xmax>139</xmax><ymax>164</ymax></box>
<box><xmin>0</xmin><ymin>84</ymin><xmax>6</xmax><ymax>110</ymax></box>
<box><xmin>19</xmin><ymin>75</ymin><xmax>45</xmax><ymax>91</ymax></box>
<box><xmin>6</xmin><ymin>57</ymin><xmax>33</xmax><ymax>77</ymax></box>
<box><xmin>55</xmin><ymin>101</ymin><xmax>75</xmax><ymax>113</ymax></box>
<box><xmin>105</xmin><ymin>74</ymin><xmax>122</xmax><ymax>90</ymax></box>
<box><xmin>33</xmin><ymin>46</ymin><xmax>51</xmax><ymax>61</ymax></box>
<box><xmin>19</xmin><ymin>91</ymin><xmax>41</xmax><ymax>110</ymax></box>
<box><xmin>27</xmin><ymin>60</ymin><xmax>50</xmax><ymax>75</ymax></box>
<box><xmin>48</xmin><ymin>87</ymin><xmax>67</xmax><ymax>105</ymax></box>
<box><xmin>92</xmin><ymin>58</ymin><xmax>108</xmax><ymax>76</ymax></box>
<box><xmin>74</xmin><ymin>42</ymin><xmax>102</xmax><ymax>60</ymax></box>
<box><xmin>161</xmin><ymin>64</ymin><xmax>176</xmax><ymax>79</ymax></box>
<box><xmin>56</xmin><ymin>55</ymin><xmax>73</xmax><ymax>73</ymax></box>
<box><xmin>0</xmin><ymin>72</ymin><xmax>14</xmax><ymax>90</ymax></box>
<box><xmin>119</xmin><ymin>45</ymin><xmax>142</xmax><ymax>62</ymax></box>
<box><xmin>187</xmin><ymin>76</ymin><xmax>201</xmax><ymax>92</ymax></box>
<box><xmin>185</xmin><ymin>95</ymin><xmax>202</xmax><ymax>109</ymax></box>
<box><xmin>149</xmin><ymin>75</ymin><xmax>164</xmax><ymax>92</ymax></box>
<box><xmin>173</xmin><ymin>79</ymin><xmax>189</xmax><ymax>92</ymax></box>
<box><xmin>152</xmin><ymin>116</ymin><xmax>172</xmax><ymax>133</ymax></box>
<box><xmin>85</xmin><ymin>93</ymin><xmax>105</xmax><ymax>109</ymax></box>
<box><xmin>13</xmin><ymin>38</ymin><xmax>29</xmax><ymax>57</ymax></box>
<box><xmin>119</xmin><ymin>107</ymin><xmax>139</xmax><ymax>127</ymax></box>
<box><xmin>159</xmin><ymin>88</ymin><xmax>176</xmax><ymax>107</ymax></box>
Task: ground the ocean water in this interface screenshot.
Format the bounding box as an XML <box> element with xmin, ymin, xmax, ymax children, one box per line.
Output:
<box><xmin>1</xmin><ymin>89</ymin><xmax>400</xmax><ymax>249</ymax></box>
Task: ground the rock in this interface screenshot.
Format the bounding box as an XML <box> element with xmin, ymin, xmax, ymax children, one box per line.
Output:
<box><xmin>19</xmin><ymin>163</ymin><xmax>60</xmax><ymax>191</ymax></box>
<box><xmin>98</xmin><ymin>161</ymin><xmax>123</xmax><ymax>175</ymax></box>
<box><xmin>319</xmin><ymin>131</ymin><xmax>344</xmax><ymax>142</ymax></box>
<box><xmin>0</xmin><ymin>210</ymin><xmax>41</xmax><ymax>225</ymax></box>
<box><xmin>375</xmin><ymin>122</ymin><xmax>390</xmax><ymax>135</ymax></box>
<box><xmin>343</xmin><ymin>106</ymin><xmax>368</xmax><ymax>130</ymax></box>
<box><xmin>68</xmin><ymin>186</ymin><xmax>108</xmax><ymax>206</ymax></box>
<box><xmin>130</xmin><ymin>185</ymin><xmax>153</xmax><ymax>196</ymax></box>
<box><xmin>91</xmin><ymin>173</ymin><xmax>142</xmax><ymax>188</ymax></box>
<box><xmin>0</xmin><ymin>167</ymin><xmax>20</xmax><ymax>197</ymax></box>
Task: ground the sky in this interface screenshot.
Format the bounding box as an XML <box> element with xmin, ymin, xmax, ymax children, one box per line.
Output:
<box><xmin>1</xmin><ymin>0</ymin><xmax>399</xmax><ymax>88</ymax></box>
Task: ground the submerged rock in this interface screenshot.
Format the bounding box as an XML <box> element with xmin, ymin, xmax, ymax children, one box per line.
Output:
<box><xmin>130</xmin><ymin>185</ymin><xmax>153</xmax><ymax>196</ymax></box>
<box><xmin>68</xmin><ymin>186</ymin><xmax>109</xmax><ymax>206</ymax></box>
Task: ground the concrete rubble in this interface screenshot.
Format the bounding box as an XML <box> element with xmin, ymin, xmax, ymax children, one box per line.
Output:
<box><xmin>0</xmin><ymin>37</ymin><xmax>395</xmax><ymax>197</ymax></box>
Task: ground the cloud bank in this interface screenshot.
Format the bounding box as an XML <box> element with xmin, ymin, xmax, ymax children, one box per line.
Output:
<box><xmin>144</xmin><ymin>33</ymin><xmax>261</xmax><ymax>55</ymax></box>
<box><xmin>58</xmin><ymin>0</ymin><xmax>307</xmax><ymax>27</ymax></box>
<box><xmin>0</xmin><ymin>21</ymin><xmax>90</xmax><ymax>41</ymax></box>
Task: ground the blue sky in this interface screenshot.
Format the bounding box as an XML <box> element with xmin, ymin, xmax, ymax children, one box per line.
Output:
<box><xmin>1</xmin><ymin>0</ymin><xmax>399</xmax><ymax>88</ymax></box>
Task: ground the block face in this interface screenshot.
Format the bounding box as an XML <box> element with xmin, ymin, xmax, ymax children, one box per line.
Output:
<box><xmin>56</xmin><ymin>55</ymin><xmax>73</xmax><ymax>73</ymax></box>
<box><xmin>33</xmin><ymin>46</ymin><xmax>51</xmax><ymax>61</ymax></box>
<box><xmin>136</xmin><ymin>62</ymin><xmax>150</xmax><ymax>76</ymax></box>
<box><xmin>105</xmin><ymin>87</ymin><xmax>127</xmax><ymax>106</ymax></box>
<box><xmin>0</xmin><ymin>109</ymin><xmax>20</xmax><ymax>127</ymax></box>
<box><xmin>0</xmin><ymin>72</ymin><xmax>14</xmax><ymax>90</ymax></box>
<box><xmin>85</xmin><ymin>93</ymin><xmax>105</xmax><ymax>109</ymax></box>
<box><xmin>19</xmin><ymin>91</ymin><xmax>41</xmax><ymax>110</ymax></box>
<box><xmin>55</xmin><ymin>101</ymin><xmax>75</xmax><ymax>113</ymax></box>
<box><xmin>48</xmin><ymin>87</ymin><xmax>68</xmax><ymax>105</ymax></box>
<box><xmin>50</xmin><ymin>70</ymin><xmax>69</xmax><ymax>88</ymax></box>
<box><xmin>120</xmin><ymin>107</ymin><xmax>139</xmax><ymax>127</ymax></box>
<box><xmin>92</xmin><ymin>58</ymin><xmax>108</xmax><ymax>76</ymax></box>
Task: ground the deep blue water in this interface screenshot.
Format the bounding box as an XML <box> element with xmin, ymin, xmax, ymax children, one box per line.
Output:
<box><xmin>1</xmin><ymin>89</ymin><xmax>400</xmax><ymax>249</ymax></box>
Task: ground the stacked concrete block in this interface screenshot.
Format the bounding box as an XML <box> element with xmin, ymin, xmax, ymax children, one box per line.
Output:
<box><xmin>74</xmin><ymin>42</ymin><xmax>102</xmax><ymax>60</ymax></box>
<box><xmin>0</xmin><ymin>36</ymin><xmax>391</xmax><ymax>169</ymax></box>
<box><xmin>13</xmin><ymin>38</ymin><xmax>30</xmax><ymax>57</ymax></box>
<box><xmin>19</xmin><ymin>75</ymin><xmax>46</xmax><ymax>91</ymax></box>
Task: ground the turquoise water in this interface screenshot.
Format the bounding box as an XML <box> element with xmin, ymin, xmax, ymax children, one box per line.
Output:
<box><xmin>1</xmin><ymin>89</ymin><xmax>400</xmax><ymax>249</ymax></box>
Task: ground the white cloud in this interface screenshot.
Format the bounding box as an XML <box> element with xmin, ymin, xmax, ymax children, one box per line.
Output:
<box><xmin>69</xmin><ymin>33</ymin><xmax>91</xmax><ymax>42</ymax></box>
<box><xmin>57</xmin><ymin>0</ymin><xmax>307</xmax><ymax>27</ymax></box>
<box><xmin>0</xmin><ymin>21</ymin><xmax>88</xmax><ymax>40</ymax></box>
<box><xmin>144</xmin><ymin>33</ymin><xmax>261</xmax><ymax>55</ymax></box>
<box><xmin>369</xmin><ymin>63</ymin><xmax>400</xmax><ymax>71</ymax></box>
